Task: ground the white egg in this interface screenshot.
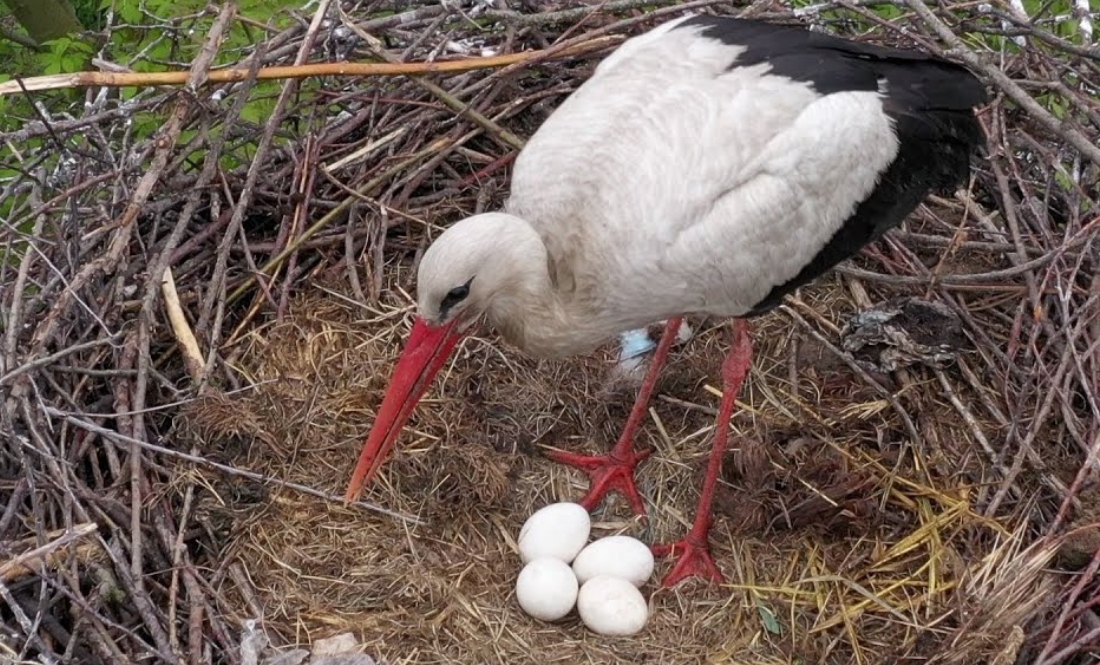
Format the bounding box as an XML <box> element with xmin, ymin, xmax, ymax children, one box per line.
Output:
<box><xmin>515</xmin><ymin>558</ymin><xmax>579</xmax><ymax>621</ymax></box>
<box><xmin>572</xmin><ymin>536</ymin><xmax>655</xmax><ymax>587</ymax></box>
<box><xmin>518</xmin><ymin>502</ymin><xmax>591</xmax><ymax>564</ymax></box>
<box><xmin>577</xmin><ymin>576</ymin><xmax>649</xmax><ymax>636</ymax></box>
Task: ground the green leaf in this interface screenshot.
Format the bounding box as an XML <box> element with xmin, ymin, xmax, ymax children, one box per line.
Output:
<box><xmin>118</xmin><ymin>2</ymin><xmax>144</xmax><ymax>24</ymax></box>
<box><xmin>39</xmin><ymin>36</ymin><xmax>95</xmax><ymax>74</ymax></box>
<box><xmin>757</xmin><ymin>600</ymin><xmax>783</xmax><ymax>635</ymax></box>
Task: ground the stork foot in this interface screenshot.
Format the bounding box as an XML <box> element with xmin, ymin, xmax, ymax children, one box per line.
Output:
<box><xmin>652</xmin><ymin>535</ymin><xmax>723</xmax><ymax>587</ymax></box>
<box><xmin>649</xmin><ymin>319</ymin><xmax>752</xmax><ymax>589</ymax></box>
<box><xmin>545</xmin><ymin>447</ymin><xmax>653</xmax><ymax>516</ymax></box>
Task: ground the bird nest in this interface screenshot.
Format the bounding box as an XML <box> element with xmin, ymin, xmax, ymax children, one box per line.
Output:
<box><xmin>2</xmin><ymin>1</ymin><xmax>1099</xmax><ymax>664</ymax></box>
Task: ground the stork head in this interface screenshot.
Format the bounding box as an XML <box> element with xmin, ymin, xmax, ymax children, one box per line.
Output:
<box><xmin>415</xmin><ymin>212</ymin><xmax>526</xmax><ymax>329</ymax></box>
<box><xmin>344</xmin><ymin>213</ymin><xmax>533</xmax><ymax>502</ymax></box>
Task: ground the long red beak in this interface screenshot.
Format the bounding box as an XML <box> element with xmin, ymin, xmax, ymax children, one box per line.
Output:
<box><xmin>344</xmin><ymin>317</ymin><xmax>466</xmax><ymax>502</ymax></box>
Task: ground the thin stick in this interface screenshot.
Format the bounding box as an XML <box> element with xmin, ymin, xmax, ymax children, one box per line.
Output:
<box><xmin>0</xmin><ymin>523</ymin><xmax>98</xmax><ymax>583</ymax></box>
<box><xmin>160</xmin><ymin>268</ymin><xmax>205</xmax><ymax>384</ymax></box>
<box><xmin>902</xmin><ymin>0</ymin><xmax>1100</xmax><ymax>166</ymax></box>
<box><xmin>779</xmin><ymin>304</ymin><xmax>923</xmax><ymax>446</ymax></box>
<box><xmin>0</xmin><ymin>38</ymin><xmax>617</xmax><ymax>96</ymax></box>
<box><xmin>349</xmin><ymin>21</ymin><xmax>526</xmax><ymax>150</ymax></box>
<box><xmin>43</xmin><ymin>407</ymin><xmax>423</xmax><ymax>525</ymax></box>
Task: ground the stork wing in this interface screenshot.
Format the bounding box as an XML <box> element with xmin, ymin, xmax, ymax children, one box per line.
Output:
<box><xmin>506</xmin><ymin>16</ymin><xmax>985</xmax><ymax>320</ymax></box>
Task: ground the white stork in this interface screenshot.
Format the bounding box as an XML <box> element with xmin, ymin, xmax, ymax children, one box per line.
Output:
<box><xmin>344</xmin><ymin>14</ymin><xmax>987</xmax><ymax>587</ymax></box>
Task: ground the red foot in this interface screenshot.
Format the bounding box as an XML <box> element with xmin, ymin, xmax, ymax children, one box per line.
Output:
<box><xmin>545</xmin><ymin>447</ymin><xmax>653</xmax><ymax>516</ymax></box>
<box><xmin>652</xmin><ymin>536</ymin><xmax>723</xmax><ymax>587</ymax></box>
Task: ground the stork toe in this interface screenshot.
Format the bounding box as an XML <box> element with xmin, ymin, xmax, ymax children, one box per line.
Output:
<box><xmin>545</xmin><ymin>446</ymin><xmax>654</xmax><ymax>516</ymax></box>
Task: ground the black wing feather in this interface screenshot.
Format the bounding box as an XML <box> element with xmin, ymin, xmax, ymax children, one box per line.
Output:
<box><xmin>675</xmin><ymin>16</ymin><xmax>987</xmax><ymax>314</ymax></box>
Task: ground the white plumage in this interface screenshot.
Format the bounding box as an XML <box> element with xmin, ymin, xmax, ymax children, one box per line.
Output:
<box><xmin>346</xmin><ymin>14</ymin><xmax>987</xmax><ymax>587</ymax></box>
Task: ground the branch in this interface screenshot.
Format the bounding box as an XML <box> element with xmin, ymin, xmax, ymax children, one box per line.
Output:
<box><xmin>902</xmin><ymin>0</ymin><xmax>1100</xmax><ymax>166</ymax></box>
<box><xmin>0</xmin><ymin>38</ymin><xmax>617</xmax><ymax>96</ymax></box>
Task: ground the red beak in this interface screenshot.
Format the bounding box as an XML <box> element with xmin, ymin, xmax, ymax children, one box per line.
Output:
<box><xmin>344</xmin><ymin>317</ymin><xmax>466</xmax><ymax>502</ymax></box>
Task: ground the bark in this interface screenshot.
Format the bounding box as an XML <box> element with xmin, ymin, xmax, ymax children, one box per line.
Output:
<box><xmin>2</xmin><ymin>0</ymin><xmax>82</xmax><ymax>44</ymax></box>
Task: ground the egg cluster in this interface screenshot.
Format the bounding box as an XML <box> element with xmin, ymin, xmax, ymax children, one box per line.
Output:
<box><xmin>514</xmin><ymin>502</ymin><xmax>653</xmax><ymax>636</ymax></box>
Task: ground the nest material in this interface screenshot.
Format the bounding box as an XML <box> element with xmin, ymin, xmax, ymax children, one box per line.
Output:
<box><xmin>2</xmin><ymin>1</ymin><xmax>1100</xmax><ymax>664</ymax></box>
<box><xmin>841</xmin><ymin>297</ymin><xmax>968</xmax><ymax>372</ymax></box>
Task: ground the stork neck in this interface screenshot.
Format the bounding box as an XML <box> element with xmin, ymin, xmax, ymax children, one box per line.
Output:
<box><xmin>479</xmin><ymin>218</ymin><xmax>597</xmax><ymax>358</ymax></box>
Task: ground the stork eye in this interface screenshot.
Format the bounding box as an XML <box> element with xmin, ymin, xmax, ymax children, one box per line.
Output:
<box><xmin>439</xmin><ymin>279</ymin><xmax>473</xmax><ymax>314</ymax></box>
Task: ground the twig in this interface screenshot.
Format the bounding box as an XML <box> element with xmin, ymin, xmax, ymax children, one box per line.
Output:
<box><xmin>0</xmin><ymin>98</ymin><xmax>163</xmax><ymax>143</ymax></box>
<box><xmin>124</xmin><ymin>12</ymin><xmax>238</xmax><ymax>664</ymax></box>
<box><xmin>0</xmin><ymin>38</ymin><xmax>617</xmax><ymax>96</ymax></box>
<box><xmin>0</xmin><ymin>26</ymin><xmax>43</xmax><ymax>51</ymax></box>
<box><xmin>1036</xmin><ymin>542</ymin><xmax>1100</xmax><ymax>665</ymax></box>
<box><xmin>0</xmin><ymin>578</ymin><xmax>57</xmax><ymax>664</ymax></box>
<box><xmin>43</xmin><ymin>407</ymin><xmax>423</xmax><ymax>525</ymax></box>
<box><xmin>0</xmin><ymin>523</ymin><xmax>98</xmax><ymax>583</ymax></box>
<box><xmin>902</xmin><ymin>0</ymin><xmax>1100</xmax><ymax>166</ymax></box>
<box><xmin>483</xmin><ymin>0</ymin><xmax>710</xmax><ymax>27</ymax></box>
<box><xmin>226</xmin><ymin>138</ymin><xmax>454</xmax><ymax>304</ymax></box>
<box><xmin>0</xmin><ymin>336</ymin><xmax>122</xmax><ymax>387</ymax></box>
<box><xmin>349</xmin><ymin>21</ymin><xmax>526</xmax><ymax>150</ymax></box>
<box><xmin>779</xmin><ymin>303</ymin><xmax>923</xmax><ymax>446</ymax></box>
<box><xmin>161</xmin><ymin>269</ymin><xmax>205</xmax><ymax>384</ymax></box>
<box><xmin>836</xmin><ymin>223</ymin><xmax>1097</xmax><ymax>286</ymax></box>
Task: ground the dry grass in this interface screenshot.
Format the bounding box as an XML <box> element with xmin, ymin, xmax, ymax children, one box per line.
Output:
<box><xmin>3</xmin><ymin>1</ymin><xmax>1099</xmax><ymax>664</ymax></box>
<box><xmin>172</xmin><ymin>275</ymin><xmax>1056</xmax><ymax>664</ymax></box>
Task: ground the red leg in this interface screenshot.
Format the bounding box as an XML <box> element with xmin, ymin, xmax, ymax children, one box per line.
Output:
<box><xmin>652</xmin><ymin>318</ymin><xmax>753</xmax><ymax>587</ymax></box>
<box><xmin>546</xmin><ymin>318</ymin><xmax>684</xmax><ymax>516</ymax></box>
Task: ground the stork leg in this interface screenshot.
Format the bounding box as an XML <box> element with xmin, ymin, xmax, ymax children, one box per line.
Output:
<box><xmin>546</xmin><ymin>317</ymin><xmax>684</xmax><ymax>516</ymax></box>
<box><xmin>652</xmin><ymin>318</ymin><xmax>752</xmax><ymax>587</ymax></box>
